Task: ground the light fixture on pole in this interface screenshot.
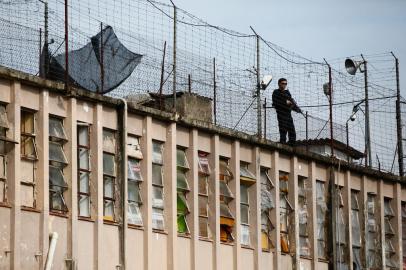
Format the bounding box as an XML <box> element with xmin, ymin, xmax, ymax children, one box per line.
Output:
<box><xmin>345</xmin><ymin>56</ymin><xmax>371</xmax><ymax>167</ymax></box>
<box><xmin>346</xmin><ymin>101</ymin><xmax>365</xmax><ymax>163</ymax></box>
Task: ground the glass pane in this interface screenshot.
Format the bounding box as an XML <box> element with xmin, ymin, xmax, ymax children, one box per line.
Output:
<box><xmin>177</xmin><ymin>171</ymin><xmax>189</xmax><ymax>191</ymax></box>
<box><xmin>198</xmin><ymin>195</ymin><xmax>208</xmax><ymax>216</ymax></box>
<box><xmin>240</xmin><ymin>185</ymin><xmax>249</xmax><ymax>204</ymax></box>
<box><xmin>0</xmin><ymin>155</ymin><xmax>6</xmax><ymax>179</ymax></box>
<box><xmin>300</xmin><ymin>236</ymin><xmax>310</xmax><ymax>256</ymax></box>
<box><xmin>49</xmin><ymin>117</ymin><xmax>67</xmax><ymax>140</ymax></box>
<box><xmin>351</xmin><ymin>191</ymin><xmax>359</xmax><ymax>210</ymax></box>
<box><xmin>318</xmin><ymin>240</ymin><xmax>326</xmax><ymax>258</ymax></box>
<box><xmin>177</xmin><ymin>193</ymin><xmax>189</xmax><ymax>215</ymax></box>
<box><xmin>79</xmin><ymin>194</ymin><xmax>90</xmax><ymax>217</ymax></box>
<box><xmin>198</xmin><ymin>153</ymin><xmax>210</xmax><ymax>175</ymax></box>
<box><xmin>198</xmin><ymin>175</ymin><xmax>208</xmax><ymax>195</ymax></box>
<box><xmin>104</xmin><ymin>200</ymin><xmax>114</xmax><ymax>219</ymax></box>
<box><xmin>21</xmin><ymin>111</ymin><xmax>34</xmax><ymax>134</ymax></box>
<box><xmin>127</xmin><ymin>136</ymin><xmax>143</xmax><ymax>159</ymax></box>
<box><xmin>280</xmin><ymin>210</ymin><xmax>288</xmax><ymax>232</ymax></box>
<box><xmin>367</xmin><ymin>194</ymin><xmax>375</xmax><ymax>214</ymax></box>
<box><xmin>79</xmin><ymin>148</ymin><xmax>90</xmax><ymax>170</ymax></box>
<box><xmin>104</xmin><ymin>176</ymin><xmax>114</xmax><ymax>199</ymax></box>
<box><xmin>219</xmin><ymin>180</ymin><xmax>233</xmax><ymax>200</ymax></box>
<box><xmin>279</xmin><ymin>177</ymin><xmax>288</xmax><ymax>192</ymax></box>
<box><xmin>78</xmin><ymin>125</ymin><xmax>89</xmax><ymax>146</ymax></box>
<box><xmin>176</xmin><ymin>148</ymin><xmax>189</xmax><ymax>169</ymax></box>
<box><xmin>128</xmin><ymin>181</ymin><xmax>141</xmax><ymax>203</ymax></box>
<box><xmin>103</xmin><ymin>153</ymin><xmax>115</xmax><ymax>176</ymax></box>
<box><xmin>152</xmin><ymin>164</ymin><xmax>163</xmax><ymax>185</ymax></box>
<box><xmin>219</xmin><ymin>159</ymin><xmax>232</xmax><ymax>180</ymax></box>
<box><xmin>152</xmin><ymin>186</ymin><xmax>164</xmax><ymax>208</ymax></box>
<box><xmin>49</xmin><ymin>142</ymin><xmax>67</xmax><ymax>164</ymax></box>
<box><xmin>261</xmin><ymin>189</ymin><xmax>274</xmax><ymax>210</ymax></box>
<box><xmin>199</xmin><ymin>216</ymin><xmax>209</xmax><ymax>238</ymax></box>
<box><xmin>177</xmin><ymin>214</ymin><xmax>189</xmax><ymax>233</ymax></box>
<box><xmin>152</xmin><ymin>207</ymin><xmax>165</xmax><ymax>230</ymax></box>
<box><xmin>240</xmin><ymin>164</ymin><xmax>255</xmax><ymax>179</ymax></box>
<box><xmin>79</xmin><ymin>171</ymin><xmax>90</xmax><ymax>193</ymax></box>
<box><xmin>0</xmin><ymin>180</ymin><xmax>5</xmax><ymax>202</ymax></box>
<box><xmin>351</xmin><ymin>210</ymin><xmax>361</xmax><ymax>247</ymax></box>
<box><xmin>0</xmin><ymin>105</ymin><xmax>9</xmax><ymax>129</ymax></box>
<box><xmin>21</xmin><ymin>136</ymin><xmax>37</xmax><ymax>158</ymax></box>
<box><xmin>241</xmin><ymin>224</ymin><xmax>250</xmax><ymax>245</ymax></box>
<box><xmin>103</xmin><ymin>129</ymin><xmax>116</xmax><ymax>153</ymax></box>
<box><xmin>220</xmin><ymin>202</ymin><xmax>233</xmax><ymax>218</ymax></box>
<box><xmin>128</xmin><ymin>158</ymin><xmax>142</xmax><ymax>181</ymax></box>
<box><xmin>240</xmin><ymin>204</ymin><xmax>249</xmax><ymax>224</ymax></box>
<box><xmin>49</xmin><ymin>166</ymin><xmax>67</xmax><ymax>188</ymax></box>
<box><xmin>152</xmin><ymin>141</ymin><xmax>163</xmax><ymax>164</ymax></box>
<box><xmin>384</xmin><ymin>199</ymin><xmax>395</xmax><ymax>217</ymax></box>
<box><xmin>128</xmin><ymin>202</ymin><xmax>143</xmax><ymax>226</ymax></box>
<box><xmin>50</xmin><ymin>191</ymin><xmax>64</xmax><ymax>211</ymax></box>
<box><xmin>260</xmin><ymin>169</ymin><xmax>273</xmax><ymax>188</ymax></box>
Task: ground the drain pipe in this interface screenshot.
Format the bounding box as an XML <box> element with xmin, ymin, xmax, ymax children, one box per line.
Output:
<box><xmin>44</xmin><ymin>232</ymin><xmax>59</xmax><ymax>270</ymax></box>
<box><xmin>118</xmin><ymin>98</ymin><xmax>128</xmax><ymax>270</ymax></box>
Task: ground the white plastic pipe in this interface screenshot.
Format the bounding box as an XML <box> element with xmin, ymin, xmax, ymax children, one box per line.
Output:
<box><xmin>44</xmin><ymin>232</ymin><xmax>59</xmax><ymax>270</ymax></box>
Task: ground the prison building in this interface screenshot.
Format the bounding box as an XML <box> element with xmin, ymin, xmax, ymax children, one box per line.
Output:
<box><xmin>0</xmin><ymin>66</ymin><xmax>405</xmax><ymax>270</ymax></box>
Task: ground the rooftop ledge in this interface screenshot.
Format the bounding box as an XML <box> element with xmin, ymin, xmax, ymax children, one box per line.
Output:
<box><xmin>0</xmin><ymin>65</ymin><xmax>403</xmax><ymax>184</ymax></box>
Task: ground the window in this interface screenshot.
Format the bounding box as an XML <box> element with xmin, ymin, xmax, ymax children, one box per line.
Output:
<box><xmin>260</xmin><ymin>167</ymin><xmax>274</xmax><ymax>251</ymax></box>
<box><xmin>0</xmin><ymin>103</ymin><xmax>16</xmax><ymax>203</ymax></box>
<box><xmin>20</xmin><ymin>109</ymin><xmax>37</xmax><ymax>208</ymax></box>
<box><xmin>366</xmin><ymin>193</ymin><xmax>380</xmax><ymax>269</ymax></box>
<box><xmin>152</xmin><ymin>141</ymin><xmax>164</xmax><ymax>230</ymax></box>
<box><xmin>298</xmin><ymin>176</ymin><xmax>310</xmax><ymax>257</ymax></box>
<box><xmin>240</xmin><ymin>162</ymin><xmax>255</xmax><ymax>246</ymax></box>
<box><xmin>127</xmin><ymin>135</ymin><xmax>143</xmax><ymax>226</ymax></box>
<box><xmin>384</xmin><ymin>198</ymin><xmax>397</xmax><ymax>269</ymax></box>
<box><xmin>49</xmin><ymin>117</ymin><xmax>69</xmax><ymax>213</ymax></box>
<box><xmin>177</xmin><ymin>147</ymin><xmax>190</xmax><ymax>234</ymax></box>
<box><xmin>77</xmin><ymin>123</ymin><xmax>91</xmax><ymax>217</ymax></box>
<box><xmin>279</xmin><ymin>171</ymin><xmax>292</xmax><ymax>253</ymax></box>
<box><xmin>198</xmin><ymin>151</ymin><xmax>211</xmax><ymax>238</ymax></box>
<box><xmin>219</xmin><ymin>158</ymin><xmax>234</xmax><ymax>243</ymax></box>
<box><xmin>351</xmin><ymin>190</ymin><xmax>362</xmax><ymax>270</ymax></box>
<box><xmin>316</xmin><ymin>180</ymin><xmax>327</xmax><ymax>258</ymax></box>
<box><xmin>103</xmin><ymin>129</ymin><xmax>116</xmax><ymax>221</ymax></box>
<box><xmin>335</xmin><ymin>187</ymin><xmax>347</xmax><ymax>269</ymax></box>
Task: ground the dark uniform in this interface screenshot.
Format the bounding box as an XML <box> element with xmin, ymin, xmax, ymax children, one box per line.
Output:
<box><xmin>272</xmin><ymin>89</ymin><xmax>301</xmax><ymax>144</ymax></box>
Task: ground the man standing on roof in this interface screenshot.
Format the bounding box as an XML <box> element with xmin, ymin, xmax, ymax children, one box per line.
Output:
<box><xmin>272</xmin><ymin>78</ymin><xmax>302</xmax><ymax>145</ymax></box>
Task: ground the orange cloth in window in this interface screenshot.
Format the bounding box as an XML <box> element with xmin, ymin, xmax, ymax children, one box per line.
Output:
<box><xmin>280</xmin><ymin>235</ymin><xmax>289</xmax><ymax>253</ymax></box>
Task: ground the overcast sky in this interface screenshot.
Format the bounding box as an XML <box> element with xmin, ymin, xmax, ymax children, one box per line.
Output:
<box><xmin>172</xmin><ymin>0</ymin><xmax>406</xmax><ymax>94</ymax></box>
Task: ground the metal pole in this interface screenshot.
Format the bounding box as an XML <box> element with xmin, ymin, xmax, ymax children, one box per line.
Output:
<box><xmin>213</xmin><ymin>57</ymin><xmax>217</xmax><ymax>125</ymax></box>
<box><xmin>44</xmin><ymin>0</ymin><xmax>49</xmax><ymax>76</ymax></box>
<box><xmin>188</xmin><ymin>74</ymin><xmax>191</xmax><ymax>93</ymax></box>
<box><xmin>264</xmin><ymin>98</ymin><xmax>267</xmax><ymax>139</ymax></box>
<box><xmin>391</xmin><ymin>52</ymin><xmax>404</xmax><ymax>176</ymax></box>
<box><xmin>64</xmin><ymin>0</ymin><xmax>69</xmax><ymax>92</ymax></box>
<box><xmin>171</xmin><ymin>0</ymin><xmax>177</xmax><ymax>112</ymax></box>
<box><xmin>305</xmin><ymin>111</ymin><xmax>308</xmax><ymax>152</ymax></box>
<box><xmin>346</xmin><ymin>122</ymin><xmax>350</xmax><ymax>163</ymax></box>
<box><xmin>100</xmin><ymin>23</ymin><xmax>104</xmax><ymax>94</ymax></box>
<box><xmin>361</xmin><ymin>54</ymin><xmax>372</xmax><ymax>167</ymax></box>
<box><xmin>39</xmin><ymin>28</ymin><xmax>42</xmax><ymax>74</ymax></box>
<box><xmin>250</xmin><ymin>26</ymin><xmax>261</xmax><ymax>138</ymax></box>
<box><xmin>324</xmin><ymin>59</ymin><xmax>334</xmax><ymax>157</ymax></box>
<box><xmin>159</xmin><ymin>41</ymin><xmax>167</xmax><ymax>111</ymax></box>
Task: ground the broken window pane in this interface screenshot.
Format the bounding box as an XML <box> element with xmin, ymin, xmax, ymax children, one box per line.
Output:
<box><xmin>21</xmin><ymin>136</ymin><xmax>37</xmax><ymax>159</ymax></box>
<box><xmin>128</xmin><ymin>181</ymin><xmax>141</xmax><ymax>203</ymax></box>
<box><xmin>260</xmin><ymin>169</ymin><xmax>274</xmax><ymax>188</ymax></box>
<box><xmin>78</xmin><ymin>124</ymin><xmax>89</xmax><ymax>147</ymax></box>
<box><xmin>198</xmin><ymin>152</ymin><xmax>210</xmax><ymax>175</ymax></box>
<box><xmin>219</xmin><ymin>180</ymin><xmax>234</xmax><ymax>202</ymax></box>
<box><xmin>49</xmin><ymin>142</ymin><xmax>67</xmax><ymax>164</ymax></box>
<box><xmin>79</xmin><ymin>148</ymin><xmax>90</xmax><ymax>170</ymax></box>
<box><xmin>241</xmin><ymin>224</ymin><xmax>250</xmax><ymax>245</ymax></box>
<box><xmin>0</xmin><ymin>105</ymin><xmax>9</xmax><ymax>129</ymax></box>
<box><xmin>50</xmin><ymin>190</ymin><xmax>66</xmax><ymax>211</ymax></box>
<box><xmin>79</xmin><ymin>194</ymin><xmax>90</xmax><ymax>217</ymax></box>
<box><xmin>199</xmin><ymin>195</ymin><xmax>208</xmax><ymax>217</ymax></box>
<box><xmin>220</xmin><ymin>202</ymin><xmax>233</xmax><ymax>219</ymax></box>
<box><xmin>299</xmin><ymin>236</ymin><xmax>310</xmax><ymax>256</ymax></box>
<box><xmin>199</xmin><ymin>216</ymin><xmax>209</xmax><ymax>238</ymax></box>
<box><xmin>103</xmin><ymin>176</ymin><xmax>114</xmax><ymax>199</ymax></box>
<box><xmin>21</xmin><ymin>110</ymin><xmax>35</xmax><ymax>134</ymax></box>
<box><xmin>351</xmin><ymin>210</ymin><xmax>361</xmax><ymax>247</ymax></box>
<box><xmin>176</xmin><ymin>148</ymin><xmax>189</xmax><ymax>169</ymax></box>
<box><xmin>104</xmin><ymin>200</ymin><xmax>115</xmax><ymax>220</ymax></box>
<box><xmin>152</xmin><ymin>164</ymin><xmax>163</xmax><ymax>186</ymax></box>
<box><xmin>261</xmin><ymin>189</ymin><xmax>274</xmax><ymax>210</ymax></box>
<box><xmin>385</xmin><ymin>217</ymin><xmax>395</xmax><ymax>235</ymax></box>
<box><xmin>279</xmin><ymin>172</ymin><xmax>289</xmax><ymax>192</ymax></box>
<box><xmin>103</xmin><ymin>129</ymin><xmax>116</xmax><ymax>153</ymax></box>
<box><xmin>177</xmin><ymin>171</ymin><xmax>189</xmax><ymax>191</ymax></box>
<box><xmin>240</xmin><ymin>163</ymin><xmax>255</xmax><ymax>181</ymax></box>
<box><xmin>49</xmin><ymin>166</ymin><xmax>68</xmax><ymax>189</ymax></box>
<box><xmin>219</xmin><ymin>159</ymin><xmax>232</xmax><ymax>181</ymax></box>
<box><xmin>152</xmin><ymin>186</ymin><xmax>164</xmax><ymax>209</ymax></box>
<box><xmin>384</xmin><ymin>198</ymin><xmax>395</xmax><ymax>217</ymax></box>
<box><xmin>152</xmin><ymin>207</ymin><xmax>165</xmax><ymax>230</ymax></box>
<box><xmin>152</xmin><ymin>141</ymin><xmax>163</xmax><ymax>164</ymax></box>
<box><xmin>128</xmin><ymin>158</ymin><xmax>142</xmax><ymax>181</ymax></box>
<box><xmin>127</xmin><ymin>135</ymin><xmax>143</xmax><ymax>159</ymax></box>
<box><xmin>177</xmin><ymin>192</ymin><xmax>189</xmax><ymax>215</ymax></box>
<box><xmin>351</xmin><ymin>190</ymin><xmax>359</xmax><ymax>210</ymax></box>
<box><xmin>128</xmin><ymin>202</ymin><xmax>143</xmax><ymax>226</ymax></box>
<box><xmin>49</xmin><ymin>117</ymin><xmax>67</xmax><ymax>141</ymax></box>
<box><xmin>198</xmin><ymin>175</ymin><xmax>208</xmax><ymax>195</ymax></box>
<box><xmin>103</xmin><ymin>153</ymin><xmax>115</xmax><ymax>176</ymax></box>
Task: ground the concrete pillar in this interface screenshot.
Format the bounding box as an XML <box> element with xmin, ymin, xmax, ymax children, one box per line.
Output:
<box><xmin>270</xmin><ymin>151</ymin><xmax>281</xmax><ymax>270</ymax></box>
<box><xmin>230</xmin><ymin>140</ymin><xmax>241</xmax><ymax>270</ymax></box>
<box><xmin>343</xmin><ymin>170</ymin><xmax>353</xmax><ymax>270</ymax></box>
<box><xmin>189</xmin><ymin>128</ymin><xmax>199</xmax><ymax>270</ymax></box>
<box><xmin>252</xmin><ymin>147</ymin><xmax>261</xmax><ymax>270</ymax></box>
<box><xmin>291</xmin><ymin>156</ymin><xmax>299</xmax><ymax>269</ymax></box>
<box><xmin>211</xmin><ymin>135</ymin><xmax>220</xmax><ymax>270</ymax></box>
<box><xmin>308</xmin><ymin>161</ymin><xmax>317</xmax><ymax>270</ymax></box>
<box><xmin>394</xmin><ymin>183</ymin><xmax>403</xmax><ymax>269</ymax></box>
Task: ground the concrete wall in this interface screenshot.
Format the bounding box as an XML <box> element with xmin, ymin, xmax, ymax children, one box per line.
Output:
<box><xmin>0</xmin><ymin>74</ymin><xmax>404</xmax><ymax>270</ymax></box>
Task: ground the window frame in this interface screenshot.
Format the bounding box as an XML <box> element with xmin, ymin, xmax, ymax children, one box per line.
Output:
<box><xmin>77</xmin><ymin>123</ymin><xmax>91</xmax><ymax>217</ymax></box>
<box><xmin>102</xmin><ymin>128</ymin><xmax>117</xmax><ymax>221</ymax></box>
